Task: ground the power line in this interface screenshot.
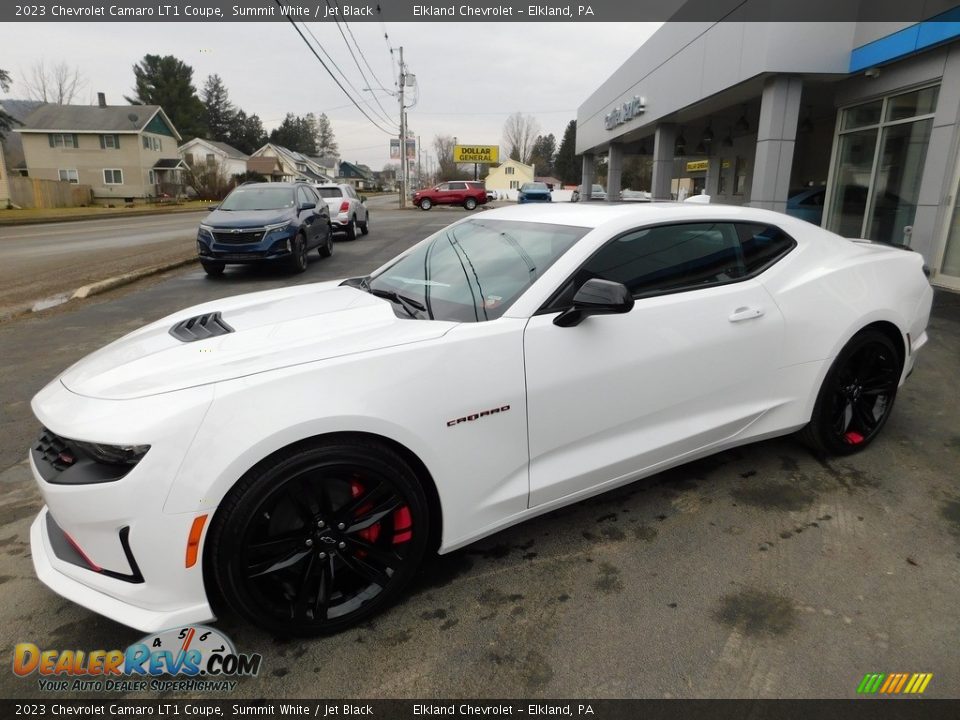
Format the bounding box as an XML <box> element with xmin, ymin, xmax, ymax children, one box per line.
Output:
<box><xmin>273</xmin><ymin>3</ymin><xmax>396</xmax><ymax>135</ymax></box>
<box><xmin>334</xmin><ymin>1</ymin><xmax>395</xmax><ymax>94</ymax></box>
<box><xmin>376</xmin><ymin>7</ymin><xmax>399</xmax><ymax>89</ymax></box>
<box><xmin>299</xmin><ymin>19</ymin><xmax>399</xmax><ymax>131</ymax></box>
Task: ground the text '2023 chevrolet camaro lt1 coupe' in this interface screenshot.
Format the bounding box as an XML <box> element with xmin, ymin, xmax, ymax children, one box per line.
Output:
<box><xmin>28</xmin><ymin>203</ymin><xmax>933</xmax><ymax>636</ymax></box>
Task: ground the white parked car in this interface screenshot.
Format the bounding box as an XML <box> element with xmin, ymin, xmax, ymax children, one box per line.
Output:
<box><xmin>312</xmin><ymin>183</ymin><xmax>369</xmax><ymax>240</ymax></box>
<box><xmin>29</xmin><ymin>203</ymin><xmax>932</xmax><ymax>636</ymax></box>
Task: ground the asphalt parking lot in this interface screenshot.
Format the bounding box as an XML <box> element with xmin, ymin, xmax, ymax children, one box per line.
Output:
<box><xmin>0</xmin><ymin>206</ymin><xmax>958</xmax><ymax>699</ymax></box>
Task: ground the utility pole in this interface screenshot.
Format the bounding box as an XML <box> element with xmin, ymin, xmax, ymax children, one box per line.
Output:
<box><xmin>398</xmin><ymin>46</ymin><xmax>406</xmax><ymax>209</ymax></box>
<box><xmin>418</xmin><ymin>134</ymin><xmax>423</xmax><ymax>189</ymax></box>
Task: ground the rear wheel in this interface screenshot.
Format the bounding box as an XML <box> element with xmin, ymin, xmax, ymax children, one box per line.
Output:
<box><xmin>419</xmin><ymin>198</ymin><xmax>432</xmax><ymax>211</ymax></box>
<box><xmin>359</xmin><ymin>213</ymin><xmax>369</xmax><ymax>236</ymax></box>
<box><xmin>463</xmin><ymin>197</ymin><xmax>477</xmax><ymax>211</ymax></box>
<box><xmin>201</xmin><ymin>259</ymin><xmax>225</xmax><ymax>277</ymax></box>
<box><xmin>318</xmin><ymin>227</ymin><xmax>333</xmax><ymax>258</ymax></box>
<box><xmin>207</xmin><ymin>438</ymin><xmax>430</xmax><ymax>636</ymax></box>
<box><xmin>798</xmin><ymin>329</ymin><xmax>901</xmax><ymax>455</ymax></box>
<box><xmin>345</xmin><ymin>216</ymin><xmax>358</xmax><ymax>241</ymax></box>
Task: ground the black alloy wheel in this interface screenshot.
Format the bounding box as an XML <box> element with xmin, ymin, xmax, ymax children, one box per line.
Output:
<box><xmin>319</xmin><ymin>226</ymin><xmax>333</xmax><ymax>258</ymax></box>
<box><xmin>463</xmin><ymin>197</ymin><xmax>477</xmax><ymax>211</ymax></box>
<box><xmin>201</xmin><ymin>259</ymin><xmax>225</xmax><ymax>277</ymax></box>
<box><xmin>800</xmin><ymin>329</ymin><xmax>901</xmax><ymax>455</ymax></box>
<box><xmin>207</xmin><ymin>439</ymin><xmax>430</xmax><ymax>636</ymax></box>
<box><xmin>290</xmin><ymin>233</ymin><xmax>308</xmax><ymax>273</ymax></box>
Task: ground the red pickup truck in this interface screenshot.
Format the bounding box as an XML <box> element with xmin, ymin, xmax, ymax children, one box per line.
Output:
<box><xmin>413</xmin><ymin>181</ymin><xmax>489</xmax><ymax>211</ymax></box>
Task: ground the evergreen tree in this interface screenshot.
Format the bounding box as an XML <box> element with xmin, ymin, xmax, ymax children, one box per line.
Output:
<box><xmin>529</xmin><ymin>133</ymin><xmax>557</xmax><ymax>177</ymax></box>
<box><xmin>202</xmin><ymin>74</ymin><xmax>236</xmax><ymax>143</ymax></box>
<box><xmin>554</xmin><ymin>120</ymin><xmax>579</xmax><ymax>185</ymax></box>
<box><xmin>269</xmin><ymin>113</ymin><xmax>317</xmax><ymax>155</ymax></box>
<box><xmin>0</xmin><ymin>69</ymin><xmax>19</xmax><ymax>140</ymax></box>
<box><xmin>228</xmin><ymin>110</ymin><xmax>267</xmax><ymax>155</ymax></box>
<box><xmin>125</xmin><ymin>54</ymin><xmax>207</xmax><ymax>140</ymax></box>
<box><xmin>314</xmin><ymin>113</ymin><xmax>338</xmax><ymax>156</ymax></box>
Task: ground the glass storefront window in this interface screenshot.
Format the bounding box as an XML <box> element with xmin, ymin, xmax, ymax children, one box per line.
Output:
<box><xmin>886</xmin><ymin>86</ymin><xmax>939</xmax><ymax>122</ymax></box>
<box><xmin>866</xmin><ymin>119</ymin><xmax>932</xmax><ymax>245</ymax></box>
<box><xmin>827</xmin><ymin>84</ymin><xmax>938</xmax><ymax>241</ymax></box>
<box><xmin>827</xmin><ymin>129</ymin><xmax>877</xmax><ymax>238</ymax></box>
<box><xmin>841</xmin><ymin>100</ymin><xmax>882</xmax><ymax>130</ymax></box>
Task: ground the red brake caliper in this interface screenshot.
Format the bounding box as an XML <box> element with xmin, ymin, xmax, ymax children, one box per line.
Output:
<box><xmin>844</xmin><ymin>431</ymin><xmax>864</xmax><ymax>445</ymax></box>
<box><xmin>350</xmin><ymin>480</ymin><xmax>412</xmax><ymax>554</ymax></box>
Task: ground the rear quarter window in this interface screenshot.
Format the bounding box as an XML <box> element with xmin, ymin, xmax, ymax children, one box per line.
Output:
<box><xmin>735</xmin><ymin>223</ymin><xmax>797</xmax><ymax>274</ymax></box>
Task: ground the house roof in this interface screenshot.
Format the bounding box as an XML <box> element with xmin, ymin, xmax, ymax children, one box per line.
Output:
<box><xmin>154</xmin><ymin>158</ymin><xmax>187</xmax><ymax>169</ymax></box>
<box><xmin>15</xmin><ymin>103</ymin><xmax>181</xmax><ymax>139</ymax></box>
<box><xmin>309</xmin><ymin>154</ymin><xmax>339</xmax><ymax>168</ymax></box>
<box><xmin>180</xmin><ymin>138</ymin><xmax>248</xmax><ymax>160</ymax></box>
<box><xmin>338</xmin><ymin>160</ymin><xmax>374</xmax><ymax>179</ymax></box>
<box><xmin>247</xmin><ymin>156</ymin><xmax>284</xmax><ymax>175</ymax></box>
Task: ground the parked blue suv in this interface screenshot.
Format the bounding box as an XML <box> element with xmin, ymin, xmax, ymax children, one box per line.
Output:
<box><xmin>196</xmin><ymin>182</ymin><xmax>333</xmax><ymax>276</ymax></box>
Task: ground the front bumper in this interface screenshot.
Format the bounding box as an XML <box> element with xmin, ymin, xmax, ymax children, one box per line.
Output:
<box><xmin>31</xmin><ymin>508</ymin><xmax>213</xmax><ymax>632</ymax></box>
<box><xmin>197</xmin><ymin>227</ymin><xmax>297</xmax><ymax>264</ymax></box>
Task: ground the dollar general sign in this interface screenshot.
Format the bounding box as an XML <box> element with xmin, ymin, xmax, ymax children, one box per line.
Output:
<box><xmin>454</xmin><ymin>145</ymin><xmax>499</xmax><ymax>164</ymax></box>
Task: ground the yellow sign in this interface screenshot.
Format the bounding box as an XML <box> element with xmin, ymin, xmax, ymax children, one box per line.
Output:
<box><xmin>454</xmin><ymin>145</ymin><xmax>499</xmax><ymax>164</ymax></box>
<box><xmin>686</xmin><ymin>160</ymin><xmax>709</xmax><ymax>172</ymax></box>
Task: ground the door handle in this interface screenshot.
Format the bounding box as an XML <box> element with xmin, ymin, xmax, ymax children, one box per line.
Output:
<box><xmin>728</xmin><ymin>306</ymin><xmax>764</xmax><ymax>322</ymax></box>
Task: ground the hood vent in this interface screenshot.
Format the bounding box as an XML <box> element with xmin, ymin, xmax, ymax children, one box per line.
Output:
<box><xmin>169</xmin><ymin>312</ymin><xmax>234</xmax><ymax>342</ymax></box>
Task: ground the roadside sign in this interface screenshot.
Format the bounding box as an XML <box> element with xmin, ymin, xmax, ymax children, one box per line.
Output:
<box><xmin>454</xmin><ymin>145</ymin><xmax>499</xmax><ymax>164</ymax></box>
<box><xmin>685</xmin><ymin>160</ymin><xmax>709</xmax><ymax>172</ymax></box>
<box><xmin>390</xmin><ymin>139</ymin><xmax>400</xmax><ymax>159</ymax></box>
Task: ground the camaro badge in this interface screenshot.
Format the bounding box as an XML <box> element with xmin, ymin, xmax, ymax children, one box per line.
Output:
<box><xmin>447</xmin><ymin>405</ymin><xmax>510</xmax><ymax>427</ymax></box>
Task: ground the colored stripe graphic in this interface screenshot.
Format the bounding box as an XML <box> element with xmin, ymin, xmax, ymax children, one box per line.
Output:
<box><xmin>857</xmin><ymin>673</ymin><xmax>932</xmax><ymax>694</ymax></box>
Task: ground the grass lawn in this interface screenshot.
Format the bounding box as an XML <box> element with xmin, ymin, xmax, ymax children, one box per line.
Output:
<box><xmin>0</xmin><ymin>200</ymin><xmax>215</xmax><ymax>224</ymax></box>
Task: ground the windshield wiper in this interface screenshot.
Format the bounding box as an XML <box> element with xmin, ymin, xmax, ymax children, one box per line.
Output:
<box><xmin>369</xmin><ymin>287</ymin><xmax>426</xmax><ymax>319</ymax></box>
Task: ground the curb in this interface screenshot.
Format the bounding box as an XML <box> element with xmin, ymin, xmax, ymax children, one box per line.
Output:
<box><xmin>0</xmin><ymin>206</ymin><xmax>211</xmax><ymax>227</ymax></box>
<box><xmin>0</xmin><ymin>256</ymin><xmax>197</xmax><ymax>324</ymax></box>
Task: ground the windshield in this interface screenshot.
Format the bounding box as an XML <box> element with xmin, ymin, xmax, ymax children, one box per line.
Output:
<box><xmin>522</xmin><ymin>183</ymin><xmax>548</xmax><ymax>191</ymax></box>
<box><xmin>220</xmin><ymin>186</ymin><xmax>295</xmax><ymax>211</ymax></box>
<box><xmin>367</xmin><ymin>219</ymin><xmax>588</xmax><ymax>322</ymax></box>
<box><xmin>315</xmin><ymin>187</ymin><xmax>344</xmax><ymax>199</ymax></box>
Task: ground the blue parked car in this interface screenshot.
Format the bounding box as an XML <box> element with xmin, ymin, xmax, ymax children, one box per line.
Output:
<box><xmin>196</xmin><ymin>182</ymin><xmax>333</xmax><ymax>276</ymax></box>
<box><xmin>517</xmin><ymin>182</ymin><xmax>552</xmax><ymax>204</ymax></box>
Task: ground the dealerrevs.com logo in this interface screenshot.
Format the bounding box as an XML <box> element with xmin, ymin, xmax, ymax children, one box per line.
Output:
<box><xmin>12</xmin><ymin>625</ymin><xmax>262</xmax><ymax>693</ymax></box>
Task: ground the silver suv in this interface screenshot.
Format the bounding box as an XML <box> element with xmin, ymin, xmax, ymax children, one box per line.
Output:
<box><xmin>312</xmin><ymin>183</ymin><xmax>370</xmax><ymax>240</ymax></box>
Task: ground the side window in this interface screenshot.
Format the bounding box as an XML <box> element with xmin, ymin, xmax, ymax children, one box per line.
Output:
<box><xmin>297</xmin><ymin>187</ymin><xmax>312</xmax><ymax>206</ymax></box>
<box><xmin>735</xmin><ymin>223</ymin><xmax>796</xmax><ymax>274</ymax></box>
<box><xmin>437</xmin><ymin>183</ymin><xmax>449</xmax><ymax>191</ymax></box>
<box><xmin>449</xmin><ymin>182</ymin><xmax>467</xmax><ymax>190</ymax></box>
<box><xmin>570</xmin><ymin>222</ymin><xmax>744</xmax><ymax>298</ymax></box>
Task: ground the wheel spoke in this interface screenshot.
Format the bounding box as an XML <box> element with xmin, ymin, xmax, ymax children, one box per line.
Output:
<box><xmin>347</xmin><ymin>495</ymin><xmax>402</xmax><ymax>533</ymax></box>
<box><xmin>248</xmin><ymin>547</ymin><xmax>311</xmax><ymax>578</ymax></box>
<box><xmin>337</xmin><ymin>550</ymin><xmax>391</xmax><ymax>588</ymax></box>
<box><xmin>293</xmin><ymin>552</ymin><xmax>318</xmax><ymax>619</ymax></box>
<box><xmin>336</xmin><ymin>481</ymin><xmax>401</xmax><ymax>529</ymax></box>
<box><xmin>852</xmin><ymin>399</ymin><xmax>879</xmax><ymax>432</ymax></box>
<box><xmin>345</xmin><ymin>536</ymin><xmax>403</xmax><ymax>567</ymax></box>
<box><xmin>285</xmin><ymin>479</ymin><xmax>320</xmax><ymax>524</ymax></box>
<box><xmin>313</xmin><ymin>559</ymin><xmax>331</xmax><ymax>621</ymax></box>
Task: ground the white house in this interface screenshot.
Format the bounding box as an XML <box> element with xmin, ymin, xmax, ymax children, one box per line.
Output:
<box><xmin>247</xmin><ymin>143</ymin><xmax>331</xmax><ymax>183</ymax></box>
<box><xmin>179</xmin><ymin>138</ymin><xmax>249</xmax><ymax>178</ymax></box>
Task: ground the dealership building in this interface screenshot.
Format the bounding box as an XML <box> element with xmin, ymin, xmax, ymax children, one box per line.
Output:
<box><xmin>576</xmin><ymin>3</ymin><xmax>960</xmax><ymax>290</ymax></box>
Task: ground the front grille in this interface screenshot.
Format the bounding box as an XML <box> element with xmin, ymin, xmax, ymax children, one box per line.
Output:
<box><xmin>34</xmin><ymin>428</ymin><xmax>76</xmax><ymax>472</ymax></box>
<box><xmin>169</xmin><ymin>311</ymin><xmax>234</xmax><ymax>342</ymax></box>
<box><xmin>213</xmin><ymin>229</ymin><xmax>265</xmax><ymax>245</ymax></box>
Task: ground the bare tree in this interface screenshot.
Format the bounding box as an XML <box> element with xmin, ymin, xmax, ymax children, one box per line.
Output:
<box><xmin>21</xmin><ymin>61</ymin><xmax>87</xmax><ymax>104</ymax></box>
<box><xmin>502</xmin><ymin>112</ymin><xmax>540</xmax><ymax>165</ymax></box>
<box><xmin>433</xmin><ymin>135</ymin><xmax>468</xmax><ymax>180</ymax></box>
<box><xmin>183</xmin><ymin>156</ymin><xmax>232</xmax><ymax>201</ymax></box>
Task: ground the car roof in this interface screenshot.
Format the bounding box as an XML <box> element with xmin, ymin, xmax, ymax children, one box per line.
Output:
<box><xmin>474</xmin><ymin>201</ymin><xmax>808</xmax><ymax>230</ymax></box>
<box><xmin>237</xmin><ymin>182</ymin><xmax>299</xmax><ymax>189</ymax></box>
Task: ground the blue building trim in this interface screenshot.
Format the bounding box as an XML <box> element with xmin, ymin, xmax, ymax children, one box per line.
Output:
<box><xmin>850</xmin><ymin>7</ymin><xmax>960</xmax><ymax>73</ymax></box>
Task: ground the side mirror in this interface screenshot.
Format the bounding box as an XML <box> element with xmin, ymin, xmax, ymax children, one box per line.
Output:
<box><xmin>300</xmin><ymin>201</ymin><xmax>316</xmax><ymax>211</ymax></box>
<box><xmin>553</xmin><ymin>279</ymin><xmax>634</xmax><ymax>327</ymax></box>
<box><xmin>360</xmin><ymin>195</ymin><xmax>367</xmax><ymax>203</ymax></box>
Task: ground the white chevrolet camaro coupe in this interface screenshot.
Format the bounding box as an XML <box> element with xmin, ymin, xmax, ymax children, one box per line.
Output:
<box><xmin>29</xmin><ymin>203</ymin><xmax>933</xmax><ymax>636</ymax></box>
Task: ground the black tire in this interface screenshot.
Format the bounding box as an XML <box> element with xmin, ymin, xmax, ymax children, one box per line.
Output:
<box><xmin>345</xmin><ymin>216</ymin><xmax>358</xmax><ymax>241</ymax></box>
<box><xmin>359</xmin><ymin>213</ymin><xmax>369</xmax><ymax>236</ymax></box>
<box><xmin>798</xmin><ymin>329</ymin><xmax>901</xmax><ymax>456</ymax></box>
<box><xmin>463</xmin><ymin>197</ymin><xmax>477</xmax><ymax>211</ymax></box>
<box><xmin>201</xmin><ymin>259</ymin><xmax>225</xmax><ymax>277</ymax></box>
<box><xmin>289</xmin><ymin>233</ymin><xmax>308</xmax><ymax>273</ymax></box>
<box><xmin>419</xmin><ymin>198</ymin><xmax>432</xmax><ymax>211</ymax></box>
<box><xmin>206</xmin><ymin>438</ymin><xmax>430</xmax><ymax>636</ymax></box>
<box><xmin>318</xmin><ymin>227</ymin><xmax>333</xmax><ymax>258</ymax></box>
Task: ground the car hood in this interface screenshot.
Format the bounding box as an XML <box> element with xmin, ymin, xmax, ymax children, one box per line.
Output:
<box><xmin>204</xmin><ymin>209</ymin><xmax>292</xmax><ymax>228</ymax></box>
<box><xmin>59</xmin><ymin>282</ymin><xmax>457</xmax><ymax>400</ymax></box>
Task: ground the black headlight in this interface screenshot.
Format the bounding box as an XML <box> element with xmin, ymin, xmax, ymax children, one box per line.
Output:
<box><xmin>72</xmin><ymin>441</ymin><xmax>150</xmax><ymax>466</ymax></box>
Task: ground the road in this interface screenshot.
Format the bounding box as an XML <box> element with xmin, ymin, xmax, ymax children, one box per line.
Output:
<box><xmin>0</xmin><ymin>194</ymin><xmax>402</xmax><ymax>318</ymax></box>
<box><xmin>0</xmin><ymin>208</ymin><xmax>957</xmax><ymax>700</ymax></box>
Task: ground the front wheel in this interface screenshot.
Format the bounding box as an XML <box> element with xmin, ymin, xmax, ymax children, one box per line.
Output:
<box><xmin>207</xmin><ymin>438</ymin><xmax>430</xmax><ymax>636</ymax></box>
<box><xmin>798</xmin><ymin>329</ymin><xmax>901</xmax><ymax>455</ymax></box>
<box><xmin>289</xmin><ymin>233</ymin><xmax>308</xmax><ymax>273</ymax></box>
<box><xmin>318</xmin><ymin>227</ymin><xmax>333</xmax><ymax>258</ymax></box>
<box><xmin>201</xmin><ymin>259</ymin><xmax>225</xmax><ymax>277</ymax></box>
<box><xmin>463</xmin><ymin>198</ymin><xmax>477</xmax><ymax>211</ymax></box>
<box><xmin>418</xmin><ymin>198</ymin><xmax>432</xmax><ymax>211</ymax></box>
